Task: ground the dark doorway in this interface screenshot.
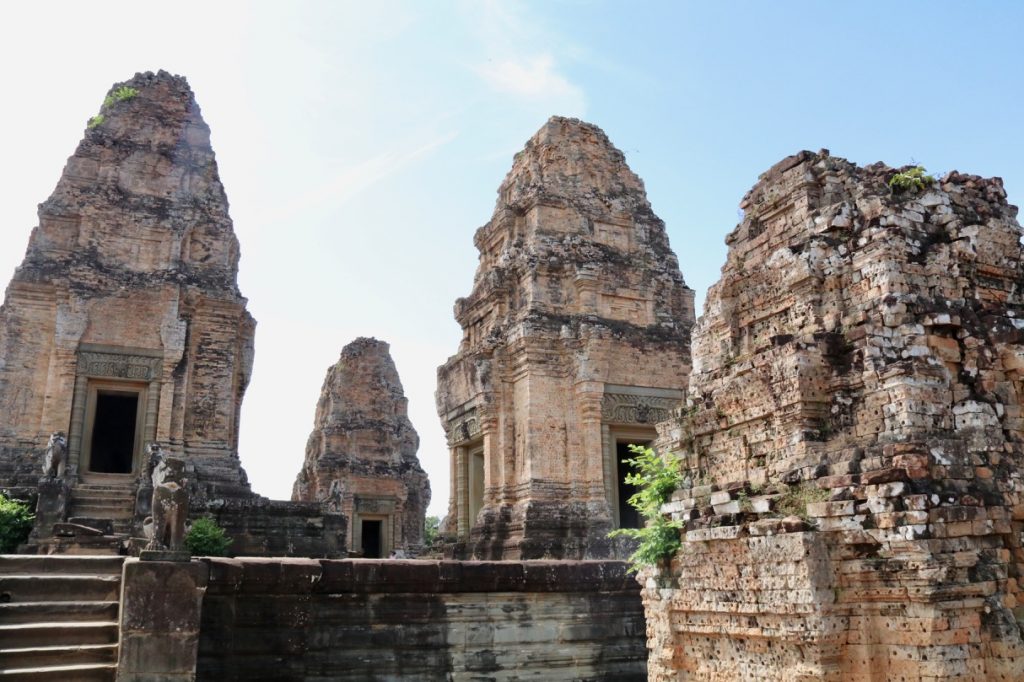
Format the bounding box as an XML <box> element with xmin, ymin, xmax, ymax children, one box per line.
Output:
<box><xmin>617</xmin><ymin>441</ymin><xmax>646</xmax><ymax>529</ymax></box>
<box><xmin>361</xmin><ymin>520</ymin><xmax>382</xmax><ymax>558</ymax></box>
<box><xmin>89</xmin><ymin>392</ymin><xmax>138</xmax><ymax>473</ymax></box>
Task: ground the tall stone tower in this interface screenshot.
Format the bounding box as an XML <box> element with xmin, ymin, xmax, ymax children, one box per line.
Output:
<box><xmin>646</xmin><ymin>152</ymin><xmax>1024</xmax><ymax>679</ymax></box>
<box><xmin>0</xmin><ymin>71</ymin><xmax>255</xmax><ymax>503</ymax></box>
<box><xmin>293</xmin><ymin>337</ymin><xmax>430</xmax><ymax>557</ymax></box>
<box><xmin>436</xmin><ymin>116</ymin><xmax>695</xmax><ymax>560</ymax></box>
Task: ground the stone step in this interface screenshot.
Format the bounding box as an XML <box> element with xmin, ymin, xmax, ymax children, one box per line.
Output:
<box><xmin>0</xmin><ymin>662</ymin><xmax>117</xmax><ymax>682</ymax></box>
<box><xmin>0</xmin><ymin>555</ymin><xmax>125</xmax><ymax>576</ymax></box>
<box><xmin>0</xmin><ymin>621</ymin><xmax>118</xmax><ymax>649</ymax></box>
<box><xmin>0</xmin><ymin>601</ymin><xmax>119</xmax><ymax>625</ymax></box>
<box><xmin>68</xmin><ymin>506</ymin><xmax>135</xmax><ymax>519</ymax></box>
<box><xmin>31</xmin><ymin>541</ymin><xmax>124</xmax><ymax>557</ymax></box>
<box><xmin>0</xmin><ymin>575</ymin><xmax>121</xmax><ymax>603</ymax></box>
<box><xmin>70</xmin><ymin>495</ymin><xmax>135</xmax><ymax>506</ymax></box>
<box><xmin>70</xmin><ymin>490</ymin><xmax>135</xmax><ymax>500</ymax></box>
<box><xmin>0</xmin><ymin>643</ymin><xmax>117</xmax><ymax>671</ymax></box>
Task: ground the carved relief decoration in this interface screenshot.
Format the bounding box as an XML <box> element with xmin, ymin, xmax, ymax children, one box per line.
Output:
<box><xmin>601</xmin><ymin>392</ymin><xmax>677</xmax><ymax>425</ymax></box>
<box><xmin>355</xmin><ymin>496</ymin><xmax>397</xmax><ymax>514</ymax></box>
<box><xmin>447</xmin><ymin>408</ymin><xmax>482</xmax><ymax>445</ymax></box>
<box><xmin>78</xmin><ymin>351</ymin><xmax>162</xmax><ymax>382</ymax></box>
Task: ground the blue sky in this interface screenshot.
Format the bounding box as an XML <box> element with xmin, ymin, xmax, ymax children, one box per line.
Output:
<box><xmin>1</xmin><ymin>1</ymin><xmax>1021</xmax><ymax>515</ymax></box>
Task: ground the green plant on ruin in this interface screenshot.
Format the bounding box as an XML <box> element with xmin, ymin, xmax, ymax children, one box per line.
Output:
<box><xmin>608</xmin><ymin>445</ymin><xmax>684</xmax><ymax>573</ymax></box>
<box><xmin>185</xmin><ymin>516</ymin><xmax>232</xmax><ymax>557</ymax></box>
<box><xmin>773</xmin><ymin>482</ymin><xmax>830</xmax><ymax>521</ymax></box>
<box><xmin>102</xmin><ymin>86</ymin><xmax>139</xmax><ymax>109</ymax></box>
<box><xmin>888</xmin><ymin>166</ymin><xmax>935</xmax><ymax>194</ymax></box>
<box><xmin>92</xmin><ymin>86</ymin><xmax>139</xmax><ymax>129</ymax></box>
<box><xmin>0</xmin><ymin>493</ymin><xmax>34</xmax><ymax>553</ymax></box>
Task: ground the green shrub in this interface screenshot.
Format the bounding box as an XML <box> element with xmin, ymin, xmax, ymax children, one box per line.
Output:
<box><xmin>0</xmin><ymin>494</ymin><xmax>34</xmax><ymax>553</ymax></box>
<box><xmin>889</xmin><ymin>166</ymin><xmax>935</xmax><ymax>194</ymax></box>
<box><xmin>424</xmin><ymin>515</ymin><xmax>440</xmax><ymax>546</ymax></box>
<box><xmin>185</xmin><ymin>516</ymin><xmax>232</xmax><ymax>556</ymax></box>
<box><xmin>102</xmin><ymin>86</ymin><xmax>139</xmax><ymax>109</ymax></box>
<box><xmin>607</xmin><ymin>445</ymin><xmax>684</xmax><ymax>572</ymax></box>
<box><xmin>111</xmin><ymin>86</ymin><xmax>138</xmax><ymax>102</ymax></box>
<box><xmin>87</xmin><ymin>114</ymin><xmax>105</xmax><ymax>129</ymax></box>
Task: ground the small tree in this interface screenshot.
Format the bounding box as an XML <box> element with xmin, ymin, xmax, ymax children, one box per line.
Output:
<box><xmin>0</xmin><ymin>494</ymin><xmax>34</xmax><ymax>553</ymax></box>
<box><xmin>424</xmin><ymin>515</ymin><xmax>440</xmax><ymax>546</ymax></box>
<box><xmin>607</xmin><ymin>445</ymin><xmax>684</xmax><ymax>572</ymax></box>
<box><xmin>184</xmin><ymin>516</ymin><xmax>232</xmax><ymax>557</ymax></box>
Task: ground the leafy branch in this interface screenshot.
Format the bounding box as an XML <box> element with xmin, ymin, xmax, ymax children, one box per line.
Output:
<box><xmin>608</xmin><ymin>444</ymin><xmax>684</xmax><ymax>572</ymax></box>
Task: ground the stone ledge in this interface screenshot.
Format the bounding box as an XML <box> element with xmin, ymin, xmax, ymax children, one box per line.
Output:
<box><xmin>201</xmin><ymin>558</ymin><xmax>640</xmax><ymax>595</ymax></box>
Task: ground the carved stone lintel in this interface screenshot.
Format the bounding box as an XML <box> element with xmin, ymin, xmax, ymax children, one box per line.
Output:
<box><xmin>355</xmin><ymin>496</ymin><xmax>397</xmax><ymax>514</ymax></box>
<box><xmin>77</xmin><ymin>350</ymin><xmax>162</xmax><ymax>381</ymax></box>
<box><xmin>601</xmin><ymin>392</ymin><xmax>678</xmax><ymax>425</ymax></box>
<box><xmin>447</xmin><ymin>408</ymin><xmax>482</xmax><ymax>445</ymax></box>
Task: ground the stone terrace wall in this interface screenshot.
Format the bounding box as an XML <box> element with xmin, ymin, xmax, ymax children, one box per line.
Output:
<box><xmin>196</xmin><ymin>558</ymin><xmax>646</xmax><ymax>680</ymax></box>
<box><xmin>200</xmin><ymin>498</ymin><xmax>346</xmax><ymax>558</ymax></box>
<box><xmin>648</xmin><ymin>152</ymin><xmax>1024</xmax><ymax>680</ymax></box>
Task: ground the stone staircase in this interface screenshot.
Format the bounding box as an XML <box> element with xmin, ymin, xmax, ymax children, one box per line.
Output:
<box><xmin>68</xmin><ymin>484</ymin><xmax>137</xmax><ymax>537</ymax></box>
<box><xmin>0</xmin><ymin>555</ymin><xmax>124</xmax><ymax>680</ymax></box>
<box><xmin>28</xmin><ymin>482</ymin><xmax>139</xmax><ymax>555</ymax></box>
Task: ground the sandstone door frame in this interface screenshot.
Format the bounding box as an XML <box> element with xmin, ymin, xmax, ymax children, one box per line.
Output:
<box><xmin>80</xmin><ymin>379</ymin><xmax>148</xmax><ymax>478</ymax></box>
<box><xmin>605</xmin><ymin>425</ymin><xmax>656</xmax><ymax>529</ymax></box>
<box><xmin>69</xmin><ymin>344</ymin><xmax>163</xmax><ymax>482</ymax></box>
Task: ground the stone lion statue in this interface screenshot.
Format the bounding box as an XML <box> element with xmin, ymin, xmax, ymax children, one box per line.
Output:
<box><xmin>41</xmin><ymin>431</ymin><xmax>67</xmax><ymax>479</ymax></box>
<box><xmin>143</xmin><ymin>455</ymin><xmax>189</xmax><ymax>552</ymax></box>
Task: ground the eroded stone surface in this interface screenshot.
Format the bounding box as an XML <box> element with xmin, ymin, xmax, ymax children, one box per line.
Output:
<box><xmin>437</xmin><ymin>117</ymin><xmax>694</xmax><ymax>559</ymax></box>
<box><xmin>0</xmin><ymin>72</ymin><xmax>345</xmax><ymax>557</ymax></box>
<box><xmin>293</xmin><ymin>337</ymin><xmax>429</xmax><ymax>555</ymax></box>
<box><xmin>0</xmin><ymin>70</ymin><xmax>254</xmax><ymax>496</ymax></box>
<box><xmin>648</xmin><ymin>151</ymin><xmax>1024</xmax><ymax>680</ymax></box>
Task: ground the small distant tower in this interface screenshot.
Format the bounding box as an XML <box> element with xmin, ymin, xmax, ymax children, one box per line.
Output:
<box><xmin>293</xmin><ymin>337</ymin><xmax>430</xmax><ymax>557</ymax></box>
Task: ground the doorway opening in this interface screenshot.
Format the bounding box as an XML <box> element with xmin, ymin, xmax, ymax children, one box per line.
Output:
<box><xmin>616</xmin><ymin>441</ymin><xmax>648</xmax><ymax>529</ymax></box>
<box><xmin>469</xmin><ymin>447</ymin><xmax>485</xmax><ymax>524</ymax></box>
<box><xmin>361</xmin><ymin>519</ymin><xmax>382</xmax><ymax>558</ymax></box>
<box><xmin>89</xmin><ymin>391</ymin><xmax>139</xmax><ymax>474</ymax></box>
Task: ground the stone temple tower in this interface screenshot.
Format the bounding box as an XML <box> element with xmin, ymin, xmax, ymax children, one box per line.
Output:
<box><xmin>436</xmin><ymin>116</ymin><xmax>695</xmax><ymax>560</ymax></box>
<box><xmin>0</xmin><ymin>71</ymin><xmax>256</xmax><ymax>532</ymax></box>
<box><xmin>293</xmin><ymin>337</ymin><xmax>430</xmax><ymax>557</ymax></box>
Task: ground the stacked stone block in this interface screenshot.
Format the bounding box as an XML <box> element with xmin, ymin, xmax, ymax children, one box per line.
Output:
<box><xmin>437</xmin><ymin>117</ymin><xmax>694</xmax><ymax>560</ymax></box>
<box><xmin>648</xmin><ymin>151</ymin><xmax>1024</xmax><ymax>680</ymax></box>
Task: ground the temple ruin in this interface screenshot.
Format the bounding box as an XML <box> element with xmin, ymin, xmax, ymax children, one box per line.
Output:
<box><xmin>0</xmin><ymin>72</ymin><xmax>343</xmax><ymax>556</ymax></box>
<box><xmin>292</xmin><ymin>337</ymin><xmax>430</xmax><ymax>557</ymax></box>
<box><xmin>647</xmin><ymin>151</ymin><xmax>1024</xmax><ymax>679</ymax></box>
<box><xmin>436</xmin><ymin>116</ymin><xmax>695</xmax><ymax>560</ymax></box>
<box><xmin>2</xmin><ymin>68</ymin><xmax>1024</xmax><ymax>682</ymax></box>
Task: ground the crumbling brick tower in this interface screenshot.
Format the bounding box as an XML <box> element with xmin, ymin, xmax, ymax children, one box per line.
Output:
<box><xmin>436</xmin><ymin>117</ymin><xmax>694</xmax><ymax>560</ymax></box>
<box><xmin>293</xmin><ymin>337</ymin><xmax>430</xmax><ymax>557</ymax></box>
<box><xmin>0</xmin><ymin>71</ymin><xmax>256</xmax><ymax>519</ymax></box>
<box><xmin>648</xmin><ymin>151</ymin><xmax>1024</xmax><ymax>680</ymax></box>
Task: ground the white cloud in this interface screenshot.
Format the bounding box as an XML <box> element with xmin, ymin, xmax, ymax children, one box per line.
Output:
<box><xmin>476</xmin><ymin>55</ymin><xmax>585</xmax><ymax>110</ymax></box>
<box><xmin>462</xmin><ymin>0</ymin><xmax>587</xmax><ymax>116</ymax></box>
